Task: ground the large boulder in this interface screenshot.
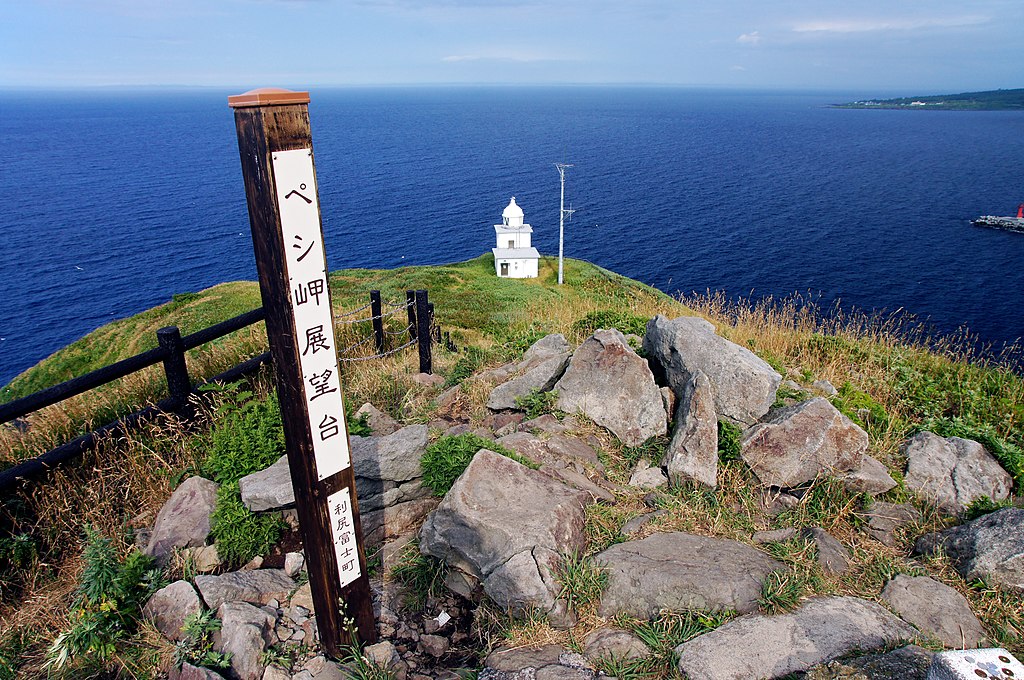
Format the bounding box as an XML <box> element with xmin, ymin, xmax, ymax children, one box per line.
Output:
<box><xmin>902</xmin><ymin>431</ymin><xmax>1013</xmax><ymax>514</ymax></box>
<box><xmin>914</xmin><ymin>508</ymin><xmax>1024</xmax><ymax>592</ymax></box>
<box><xmin>143</xmin><ymin>580</ymin><xmax>203</xmax><ymax>641</ymax></box>
<box><xmin>880</xmin><ymin>574</ymin><xmax>987</xmax><ymax>648</ymax></box>
<box><xmin>214</xmin><ymin>601</ymin><xmax>275</xmax><ymax>680</ymax></box>
<box><xmin>193</xmin><ymin>569</ymin><xmax>295</xmax><ymax>610</ymax></box>
<box><xmin>555</xmin><ymin>329</ymin><xmax>667</xmax><ymax>446</ymax></box>
<box><xmin>419</xmin><ymin>450</ymin><xmax>593</xmax><ymax>615</ymax></box>
<box><xmin>497</xmin><ymin>432</ymin><xmax>604</xmax><ymax>472</ymax></box>
<box><xmin>740</xmin><ymin>398</ymin><xmax>867</xmax><ymax>488</ymax></box>
<box><xmin>145</xmin><ymin>476</ymin><xmax>219</xmax><ymax>566</ymax></box>
<box><xmin>674</xmin><ymin>596</ymin><xmax>916</xmax><ymax>680</ymax></box>
<box><xmin>239</xmin><ymin>455</ymin><xmax>293</xmax><ymax>512</ymax></box>
<box><xmin>487</xmin><ymin>335</ymin><xmax>571</xmax><ymax>411</ymax></box>
<box><xmin>643</xmin><ymin>315</ymin><xmax>781</xmax><ymax>426</ymax></box>
<box><xmin>595</xmin><ymin>532</ymin><xmax>784</xmax><ymax>617</ymax></box>
<box><xmin>662</xmin><ymin>370</ymin><xmax>718</xmax><ymax>488</ymax></box>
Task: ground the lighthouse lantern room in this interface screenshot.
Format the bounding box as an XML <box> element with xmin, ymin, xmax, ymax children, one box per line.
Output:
<box><xmin>492</xmin><ymin>197</ymin><xmax>540</xmax><ymax>278</ymax></box>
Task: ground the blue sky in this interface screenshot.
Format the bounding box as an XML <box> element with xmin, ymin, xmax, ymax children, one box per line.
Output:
<box><xmin>1</xmin><ymin>0</ymin><xmax>1021</xmax><ymax>92</ymax></box>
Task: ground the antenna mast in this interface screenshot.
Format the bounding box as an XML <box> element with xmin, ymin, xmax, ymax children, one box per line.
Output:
<box><xmin>556</xmin><ymin>163</ymin><xmax>575</xmax><ymax>285</ymax></box>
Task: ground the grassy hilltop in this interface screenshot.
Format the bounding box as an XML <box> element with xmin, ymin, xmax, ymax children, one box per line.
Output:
<box><xmin>1</xmin><ymin>253</ymin><xmax>1022</xmax><ymax>677</ymax></box>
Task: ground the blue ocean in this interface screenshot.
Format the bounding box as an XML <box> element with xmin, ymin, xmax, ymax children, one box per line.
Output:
<box><xmin>1</xmin><ymin>87</ymin><xmax>1023</xmax><ymax>387</ymax></box>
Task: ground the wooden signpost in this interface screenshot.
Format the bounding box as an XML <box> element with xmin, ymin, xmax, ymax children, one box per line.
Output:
<box><xmin>228</xmin><ymin>88</ymin><xmax>376</xmax><ymax>656</ymax></box>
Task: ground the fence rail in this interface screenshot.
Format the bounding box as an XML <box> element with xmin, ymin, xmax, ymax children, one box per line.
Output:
<box><xmin>0</xmin><ymin>289</ymin><xmax>447</xmax><ymax>494</ymax></box>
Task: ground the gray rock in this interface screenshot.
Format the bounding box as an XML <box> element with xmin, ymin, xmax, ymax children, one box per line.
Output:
<box><xmin>143</xmin><ymin>580</ymin><xmax>202</xmax><ymax>641</ymax></box>
<box><xmin>419</xmin><ymin>450</ymin><xmax>592</xmax><ymax>616</ymax></box>
<box><xmin>354</xmin><ymin>402</ymin><xmax>401</xmax><ymax>435</ymax></box>
<box><xmin>194</xmin><ymin>569</ymin><xmax>295</xmax><ymax>611</ymax></box>
<box><xmin>352</xmin><ymin>424</ymin><xmax>429</xmax><ymax>484</ymax></box>
<box><xmin>215</xmin><ymin>601</ymin><xmax>275</xmax><ymax>680</ymax></box>
<box><xmin>555</xmin><ymin>329</ymin><xmax>667</xmax><ymax>446</ymax></box>
<box><xmin>540</xmin><ymin>466</ymin><xmax>615</xmax><ymax>503</ymax></box>
<box><xmin>482</xmin><ymin>644</ymin><xmax>597</xmax><ymax>680</ymax></box>
<box><xmin>914</xmin><ymin>508</ymin><xmax>1024</xmax><ymax>592</ymax></box>
<box><xmin>662</xmin><ymin>370</ymin><xmax>718</xmax><ymax>488</ymax></box>
<box><xmin>170</xmin><ymin>664</ymin><xmax>227</xmax><ymax>680</ymax></box>
<box><xmin>497</xmin><ymin>432</ymin><xmax>603</xmax><ymax>471</ymax></box>
<box><xmin>741</xmin><ymin>397</ymin><xmax>867</xmax><ymax>488</ymax></box>
<box><xmin>485</xmin><ymin>644</ymin><xmax>565</xmax><ymax>671</ymax></box>
<box><xmin>283</xmin><ymin>551</ymin><xmax>304</xmax><ymax>578</ymax></box>
<box><xmin>846</xmin><ymin>645</ymin><xmax>934</xmax><ymax>679</ymax></box>
<box><xmin>627</xmin><ymin>459</ymin><xmax>667</xmax><ymax>489</ymax></box>
<box><xmin>419</xmin><ymin>634</ymin><xmax>449</xmax><ymax>657</ymax></box>
<box><xmin>483</xmin><ymin>546</ymin><xmax>562</xmax><ymax>614</ymax></box>
<box><xmin>361</xmin><ymin>497</ymin><xmax>440</xmax><ymax>547</ymax></box>
<box><xmin>674</xmin><ymin>596</ymin><xmax>917</xmax><ymax>680</ymax></box>
<box><xmin>621</xmin><ymin>510</ymin><xmax>667</xmax><ymax>536</ymax></box>
<box><xmin>752</xmin><ymin>527</ymin><xmax>799</xmax><ymax>544</ymax></box>
<box><xmin>803</xmin><ymin>527</ymin><xmax>851</xmax><ymax>575</ymax></box>
<box><xmin>595</xmin><ymin>531</ymin><xmax>784</xmax><ymax>617</ymax></box>
<box><xmin>880</xmin><ymin>574</ymin><xmax>986</xmax><ymax>648</ymax></box>
<box><xmin>582</xmin><ymin>627</ymin><xmax>651</xmax><ymax>663</ymax></box>
<box><xmin>180</xmin><ymin>544</ymin><xmax>222</xmax><ymax>573</ymax></box>
<box><xmin>145</xmin><ymin>476</ymin><xmax>219</xmax><ymax>565</ymax></box>
<box><xmin>487</xmin><ymin>354</ymin><xmax>570</xmax><ymax>411</ymax></box>
<box><xmin>520</xmin><ymin>414</ymin><xmax>568</xmax><ymax>434</ymax></box>
<box><xmin>239</xmin><ymin>455</ymin><xmax>294</xmax><ymax>512</ymax></box>
<box><xmin>363</xmin><ymin>640</ymin><xmax>401</xmax><ymax>668</ymax></box>
<box><xmin>837</xmin><ymin>454</ymin><xmax>898</xmax><ymax>496</ymax></box>
<box><xmin>903</xmin><ymin>431</ymin><xmax>1013</xmax><ymax>514</ymax></box>
<box><xmin>865</xmin><ymin>502</ymin><xmax>921</xmax><ymax>547</ymax></box>
<box><xmin>812</xmin><ymin>379</ymin><xmax>838</xmax><ymax>396</ymax></box>
<box><xmin>520</xmin><ymin>334</ymin><xmax>571</xmax><ymax>371</ymax></box>
<box><xmin>643</xmin><ymin>314</ymin><xmax>782</xmax><ymax>426</ymax></box>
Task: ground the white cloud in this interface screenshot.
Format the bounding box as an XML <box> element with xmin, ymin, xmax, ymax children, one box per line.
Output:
<box><xmin>793</xmin><ymin>15</ymin><xmax>989</xmax><ymax>34</ymax></box>
<box><xmin>737</xmin><ymin>31</ymin><xmax>761</xmax><ymax>45</ymax></box>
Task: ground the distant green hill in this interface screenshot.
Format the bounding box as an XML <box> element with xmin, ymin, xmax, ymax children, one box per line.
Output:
<box><xmin>834</xmin><ymin>88</ymin><xmax>1024</xmax><ymax>110</ymax></box>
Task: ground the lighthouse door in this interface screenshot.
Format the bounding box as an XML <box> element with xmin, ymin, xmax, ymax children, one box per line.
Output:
<box><xmin>500</xmin><ymin>262</ymin><xmax>509</xmax><ymax>276</ymax></box>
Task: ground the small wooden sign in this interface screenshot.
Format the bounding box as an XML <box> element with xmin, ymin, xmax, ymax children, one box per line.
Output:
<box><xmin>229</xmin><ymin>88</ymin><xmax>376</xmax><ymax>657</ymax></box>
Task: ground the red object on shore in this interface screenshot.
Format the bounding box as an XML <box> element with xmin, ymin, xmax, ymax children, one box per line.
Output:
<box><xmin>1017</xmin><ymin>203</ymin><xmax>1023</xmax><ymax>219</ymax></box>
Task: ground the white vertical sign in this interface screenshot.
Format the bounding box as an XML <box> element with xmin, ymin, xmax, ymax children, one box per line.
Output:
<box><xmin>272</xmin><ymin>148</ymin><xmax>350</xmax><ymax>481</ymax></box>
<box><xmin>328</xmin><ymin>487</ymin><xmax>362</xmax><ymax>588</ymax></box>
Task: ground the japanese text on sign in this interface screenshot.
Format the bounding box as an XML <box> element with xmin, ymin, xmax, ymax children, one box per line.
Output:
<box><xmin>328</xmin><ymin>487</ymin><xmax>362</xmax><ymax>588</ymax></box>
<box><xmin>272</xmin><ymin>148</ymin><xmax>350</xmax><ymax>481</ymax></box>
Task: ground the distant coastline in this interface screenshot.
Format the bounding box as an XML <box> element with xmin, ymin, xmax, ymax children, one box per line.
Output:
<box><xmin>834</xmin><ymin>88</ymin><xmax>1024</xmax><ymax>111</ymax></box>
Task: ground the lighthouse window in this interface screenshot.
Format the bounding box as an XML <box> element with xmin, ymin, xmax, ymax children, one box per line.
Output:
<box><xmin>508</xmin><ymin>240</ymin><xmax>515</xmax><ymax>248</ymax></box>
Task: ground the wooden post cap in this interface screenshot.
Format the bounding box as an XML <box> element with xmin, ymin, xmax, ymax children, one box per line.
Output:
<box><xmin>228</xmin><ymin>87</ymin><xmax>310</xmax><ymax>108</ymax></box>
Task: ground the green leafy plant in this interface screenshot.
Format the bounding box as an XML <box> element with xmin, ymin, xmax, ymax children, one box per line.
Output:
<box><xmin>45</xmin><ymin>527</ymin><xmax>163</xmax><ymax>671</ymax></box>
<box><xmin>832</xmin><ymin>381</ymin><xmax>889</xmax><ymax>431</ymax></box>
<box><xmin>210</xmin><ymin>482</ymin><xmax>286</xmax><ymax>568</ymax></box>
<box><xmin>717</xmin><ymin>420</ymin><xmax>742</xmax><ymax>463</ymax></box>
<box><xmin>758</xmin><ymin>570</ymin><xmax>808</xmax><ymax>615</ymax></box>
<box><xmin>201</xmin><ymin>384</ymin><xmax>285</xmax><ymax>485</ymax></box>
<box><xmin>570</xmin><ymin>310</ymin><xmax>649</xmax><ymax>341</ymax></box>
<box><xmin>421</xmin><ymin>434</ymin><xmax>537</xmax><ymax>496</ymax></box>
<box><xmin>260</xmin><ymin>643</ymin><xmax>310</xmax><ymax>672</ymax></box>
<box><xmin>514</xmin><ymin>388</ymin><xmax>558</xmax><ymax>420</ymax></box>
<box><xmin>389</xmin><ymin>540</ymin><xmax>448</xmax><ymax>610</ymax></box>
<box><xmin>555</xmin><ymin>551</ymin><xmax>608</xmax><ymax>612</ymax></box>
<box><xmin>962</xmin><ymin>495</ymin><xmax>1016</xmax><ymax>521</ymax></box>
<box><xmin>174</xmin><ymin>609</ymin><xmax>231</xmax><ymax>671</ymax></box>
<box><xmin>0</xmin><ymin>628</ymin><xmax>33</xmax><ymax>680</ymax></box>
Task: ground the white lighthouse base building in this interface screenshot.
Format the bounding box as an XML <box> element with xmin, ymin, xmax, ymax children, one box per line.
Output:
<box><xmin>492</xmin><ymin>197</ymin><xmax>540</xmax><ymax>279</ymax></box>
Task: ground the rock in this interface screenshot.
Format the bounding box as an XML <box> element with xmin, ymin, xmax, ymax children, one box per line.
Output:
<box><xmin>674</xmin><ymin>596</ymin><xmax>917</xmax><ymax>680</ymax></box>
<box><xmin>145</xmin><ymin>476</ymin><xmax>219</xmax><ymax>565</ymax></box>
<box><xmin>812</xmin><ymin>379</ymin><xmax>838</xmax><ymax>396</ymax></box>
<box><xmin>419</xmin><ymin>450</ymin><xmax>592</xmax><ymax>616</ymax></box>
<box><xmin>880</xmin><ymin>574</ymin><xmax>986</xmax><ymax>648</ymax></box>
<box><xmin>482</xmin><ymin>645</ymin><xmax>596</xmax><ymax>680</ymax></box>
<box><xmin>845</xmin><ymin>645</ymin><xmax>934</xmax><ymax>679</ymax></box>
<box><xmin>520</xmin><ymin>414</ymin><xmax>568</xmax><ymax>434</ymax></box>
<box><xmin>741</xmin><ymin>398</ymin><xmax>867</xmax><ymax>488</ymax></box>
<box><xmin>170</xmin><ymin>664</ymin><xmax>227</xmax><ymax>680</ymax></box>
<box><xmin>803</xmin><ymin>527</ymin><xmax>851</xmax><ymax>575</ymax></box>
<box><xmin>412</xmin><ymin>372</ymin><xmax>444</xmax><ymax>387</ymax></box>
<box><xmin>864</xmin><ymin>502</ymin><xmax>921</xmax><ymax>547</ymax></box>
<box><xmin>662</xmin><ymin>370</ymin><xmax>718</xmax><ymax>488</ymax></box>
<box><xmin>497</xmin><ymin>432</ymin><xmax>603</xmax><ymax>471</ymax></box>
<box><xmin>902</xmin><ymin>431</ymin><xmax>1013</xmax><ymax>514</ymax></box>
<box><xmin>363</xmin><ymin>640</ymin><xmax>401</xmax><ymax>668</ymax></box>
<box><xmin>215</xmin><ymin>601</ymin><xmax>275</xmax><ymax>680</ymax></box>
<box><xmin>521</xmin><ymin>334</ymin><xmax>571</xmax><ymax>370</ymax></box>
<box><xmin>752</xmin><ymin>527</ymin><xmax>799</xmax><ymax>544</ymax></box>
<box><xmin>837</xmin><ymin>455</ymin><xmax>898</xmax><ymax>496</ymax></box>
<box><xmin>555</xmin><ymin>329</ymin><xmax>667</xmax><ymax>446</ymax></box>
<box><xmin>627</xmin><ymin>459</ymin><xmax>667</xmax><ymax>489</ymax></box>
<box><xmin>914</xmin><ymin>508</ymin><xmax>1024</xmax><ymax>592</ymax></box>
<box><xmin>643</xmin><ymin>314</ymin><xmax>782</xmax><ymax>426</ymax></box>
<box><xmin>179</xmin><ymin>544</ymin><xmax>222</xmax><ymax>573</ymax></box>
<box><xmin>581</xmin><ymin>627</ymin><xmax>651</xmax><ymax>663</ymax></box>
<box><xmin>927</xmin><ymin>648</ymin><xmax>1024</xmax><ymax>680</ymax></box>
<box><xmin>595</xmin><ymin>531</ymin><xmax>784</xmax><ymax>617</ymax></box>
<box><xmin>487</xmin><ymin>355</ymin><xmax>570</xmax><ymax>411</ymax></box>
<box><xmin>239</xmin><ymin>456</ymin><xmax>294</xmax><ymax>512</ymax></box>
<box><xmin>361</xmin><ymin>497</ymin><xmax>440</xmax><ymax>547</ymax></box>
<box><xmin>194</xmin><ymin>569</ymin><xmax>295</xmax><ymax>610</ymax></box>
<box><xmin>355</xmin><ymin>402</ymin><xmax>401</xmax><ymax>435</ymax></box>
<box><xmin>143</xmin><ymin>580</ymin><xmax>202</xmax><ymax>641</ymax></box>
<box><xmin>262</xmin><ymin>667</ymin><xmax>290</xmax><ymax>680</ymax></box>
<box><xmin>621</xmin><ymin>510</ymin><xmax>666</xmax><ymax>536</ymax></box>
<box><xmin>352</xmin><ymin>424</ymin><xmax>429</xmax><ymax>486</ymax></box>
<box><xmin>289</xmin><ymin>582</ymin><xmax>314</xmax><ymax>610</ymax></box>
<box><xmin>284</xmin><ymin>551</ymin><xmax>305</xmax><ymax>578</ymax></box>
<box><xmin>419</xmin><ymin>634</ymin><xmax>449</xmax><ymax>657</ymax></box>
<box><xmin>540</xmin><ymin>466</ymin><xmax>615</xmax><ymax>503</ymax></box>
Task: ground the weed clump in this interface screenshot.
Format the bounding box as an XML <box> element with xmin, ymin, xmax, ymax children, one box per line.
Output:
<box><xmin>717</xmin><ymin>420</ymin><xmax>743</xmax><ymax>463</ymax></box>
<box><xmin>570</xmin><ymin>310</ymin><xmax>649</xmax><ymax>342</ymax></box>
<box><xmin>514</xmin><ymin>388</ymin><xmax>559</xmax><ymax>420</ymax></box>
<box><xmin>421</xmin><ymin>433</ymin><xmax>537</xmax><ymax>496</ymax></box>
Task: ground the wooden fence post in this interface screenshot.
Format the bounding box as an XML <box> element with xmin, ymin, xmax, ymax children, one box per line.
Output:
<box><xmin>157</xmin><ymin>326</ymin><xmax>191</xmax><ymax>409</ymax></box>
<box><xmin>406</xmin><ymin>290</ymin><xmax>417</xmax><ymax>341</ymax></box>
<box><xmin>416</xmin><ymin>289</ymin><xmax>432</xmax><ymax>374</ymax></box>
<box><xmin>229</xmin><ymin>87</ymin><xmax>375</xmax><ymax>656</ymax></box>
<box><xmin>369</xmin><ymin>290</ymin><xmax>384</xmax><ymax>353</ymax></box>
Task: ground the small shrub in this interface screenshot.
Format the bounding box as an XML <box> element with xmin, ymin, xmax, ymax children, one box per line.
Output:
<box><xmin>570</xmin><ymin>310</ymin><xmax>649</xmax><ymax>342</ymax></box>
<box><xmin>771</xmin><ymin>383</ymin><xmax>806</xmax><ymax>410</ymax></box>
<box><xmin>621</xmin><ymin>436</ymin><xmax>668</xmax><ymax>468</ymax></box>
<box><xmin>758</xmin><ymin>570</ymin><xmax>807</xmax><ymax>615</ymax></box>
<box><xmin>717</xmin><ymin>420</ymin><xmax>742</xmax><ymax>463</ymax></box>
<box><xmin>962</xmin><ymin>495</ymin><xmax>1015</xmax><ymax>521</ymax></box>
<box><xmin>421</xmin><ymin>434</ymin><xmax>536</xmax><ymax>496</ymax></box>
<box><xmin>174</xmin><ymin>610</ymin><xmax>230</xmax><ymax>671</ymax></box>
<box><xmin>514</xmin><ymin>389</ymin><xmax>558</xmax><ymax>420</ymax></box>
<box><xmin>619</xmin><ymin>609</ymin><xmax>734</xmax><ymax>658</ymax></box>
<box><xmin>555</xmin><ymin>551</ymin><xmax>608</xmax><ymax>612</ymax></box>
<box><xmin>202</xmin><ymin>385</ymin><xmax>285</xmax><ymax>485</ymax></box>
<box><xmin>389</xmin><ymin>540</ymin><xmax>448</xmax><ymax>611</ymax></box>
<box><xmin>832</xmin><ymin>381</ymin><xmax>888</xmax><ymax>431</ymax></box>
<box><xmin>210</xmin><ymin>482</ymin><xmax>286</xmax><ymax>568</ymax></box>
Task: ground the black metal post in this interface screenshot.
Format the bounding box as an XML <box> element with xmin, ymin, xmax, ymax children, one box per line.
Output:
<box><xmin>369</xmin><ymin>290</ymin><xmax>384</xmax><ymax>353</ymax></box>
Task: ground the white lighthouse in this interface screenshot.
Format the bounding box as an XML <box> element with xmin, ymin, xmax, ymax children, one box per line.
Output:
<box><xmin>492</xmin><ymin>197</ymin><xmax>540</xmax><ymax>278</ymax></box>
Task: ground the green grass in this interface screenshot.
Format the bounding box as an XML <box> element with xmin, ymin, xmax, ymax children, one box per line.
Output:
<box><xmin>514</xmin><ymin>388</ymin><xmax>559</xmax><ymax>420</ymax></box>
<box><xmin>420</xmin><ymin>433</ymin><xmax>538</xmax><ymax>496</ymax></box>
<box><xmin>555</xmin><ymin>550</ymin><xmax>608</xmax><ymax>612</ymax></box>
<box><xmin>388</xmin><ymin>540</ymin><xmax>448</xmax><ymax>611</ymax></box>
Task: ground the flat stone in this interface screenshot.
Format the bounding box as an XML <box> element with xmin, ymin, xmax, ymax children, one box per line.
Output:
<box><xmin>675</xmin><ymin>596</ymin><xmax>917</xmax><ymax>680</ymax></box>
<box><xmin>595</xmin><ymin>531</ymin><xmax>784</xmax><ymax>617</ymax></box>
<box><xmin>143</xmin><ymin>580</ymin><xmax>202</xmax><ymax>641</ymax></box>
<box><xmin>170</xmin><ymin>664</ymin><xmax>226</xmax><ymax>680</ymax></box>
<box><xmin>179</xmin><ymin>544</ymin><xmax>222</xmax><ymax>573</ymax></box>
<box><xmin>741</xmin><ymin>398</ymin><xmax>867</xmax><ymax>488</ymax></box>
<box><xmin>361</xmin><ymin>497</ymin><xmax>440</xmax><ymax>546</ymax></box>
<box><xmin>662</xmin><ymin>370</ymin><xmax>718</xmax><ymax>488</ymax></box>
<box><xmin>352</xmin><ymin>424</ymin><xmax>429</xmax><ymax>483</ymax></box>
<box><xmin>355</xmin><ymin>402</ymin><xmax>401</xmax><ymax>435</ymax></box>
<box><xmin>194</xmin><ymin>569</ymin><xmax>295</xmax><ymax>610</ymax></box>
<box><xmin>497</xmin><ymin>432</ymin><xmax>603</xmax><ymax>471</ymax></box>
<box><xmin>643</xmin><ymin>314</ymin><xmax>781</xmax><ymax>426</ymax></box>
<box><xmin>520</xmin><ymin>414</ymin><xmax>568</xmax><ymax>434</ymax></box>
<box><xmin>864</xmin><ymin>502</ymin><xmax>921</xmax><ymax>547</ymax></box>
<box><xmin>903</xmin><ymin>431</ymin><xmax>1013</xmax><ymax>515</ymax></box>
<box><xmin>581</xmin><ymin>627</ymin><xmax>651</xmax><ymax>663</ymax></box>
<box><xmin>487</xmin><ymin>354</ymin><xmax>570</xmax><ymax>411</ymax></box>
<box><xmin>239</xmin><ymin>455</ymin><xmax>294</xmax><ymax>512</ymax></box>
<box><xmin>555</xmin><ymin>329</ymin><xmax>667</xmax><ymax>446</ymax></box>
<box><xmin>846</xmin><ymin>645</ymin><xmax>934</xmax><ymax>679</ymax></box>
<box><xmin>540</xmin><ymin>466</ymin><xmax>615</xmax><ymax>503</ymax></box>
<box><xmin>752</xmin><ymin>527</ymin><xmax>799</xmax><ymax>544</ymax></box>
<box><xmin>420</xmin><ymin>634</ymin><xmax>449</xmax><ymax>657</ymax></box>
<box><xmin>145</xmin><ymin>476</ymin><xmax>219</xmax><ymax>566</ymax></box>
<box><xmin>914</xmin><ymin>508</ymin><xmax>1024</xmax><ymax>592</ymax></box>
<box><xmin>837</xmin><ymin>455</ymin><xmax>898</xmax><ymax>496</ymax></box>
<box><xmin>621</xmin><ymin>510</ymin><xmax>667</xmax><ymax>537</ymax></box>
<box><xmin>803</xmin><ymin>527</ymin><xmax>851</xmax><ymax>575</ymax></box>
<box><xmin>880</xmin><ymin>574</ymin><xmax>986</xmax><ymax>648</ymax></box>
<box><xmin>520</xmin><ymin>334</ymin><xmax>571</xmax><ymax>371</ymax></box>
<box><xmin>628</xmin><ymin>459</ymin><xmax>667</xmax><ymax>489</ymax></box>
